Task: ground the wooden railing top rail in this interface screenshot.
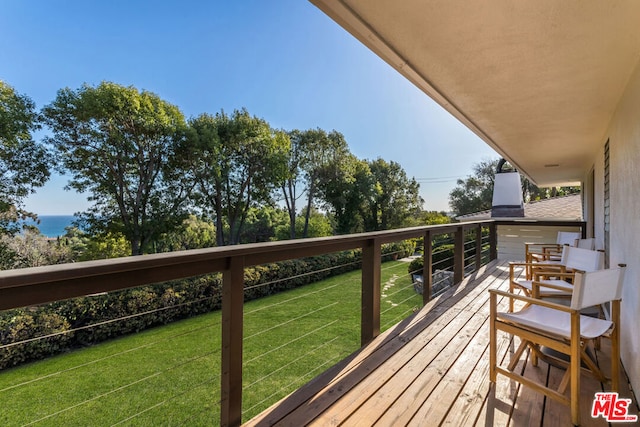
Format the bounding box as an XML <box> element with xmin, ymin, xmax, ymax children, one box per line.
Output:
<box><xmin>0</xmin><ymin>219</ymin><xmax>583</xmax><ymax>311</ymax></box>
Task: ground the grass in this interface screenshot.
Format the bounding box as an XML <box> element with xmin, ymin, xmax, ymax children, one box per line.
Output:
<box><xmin>0</xmin><ymin>260</ymin><xmax>422</xmax><ymax>426</ymax></box>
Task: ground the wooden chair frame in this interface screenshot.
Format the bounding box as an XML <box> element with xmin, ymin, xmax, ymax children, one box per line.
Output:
<box><xmin>490</xmin><ymin>267</ymin><xmax>625</xmax><ymax>426</ymax></box>
<box><xmin>509</xmin><ymin>246</ymin><xmax>604</xmax><ymax>312</ymax></box>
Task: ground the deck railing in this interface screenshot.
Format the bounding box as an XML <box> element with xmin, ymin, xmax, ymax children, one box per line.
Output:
<box><xmin>0</xmin><ymin>219</ymin><xmax>584</xmax><ymax>426</ymax></box>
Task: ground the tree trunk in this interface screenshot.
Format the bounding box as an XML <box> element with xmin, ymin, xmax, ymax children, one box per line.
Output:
<box><xmin>303</xmin><ymin>184</ymin><xmax>314</xmax><ymax>238</ymax></box>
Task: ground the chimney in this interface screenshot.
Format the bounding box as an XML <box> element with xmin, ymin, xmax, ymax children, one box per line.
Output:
<box><xmin>491</xmin><ymin>159</ymin><xmax>524</xmax><ymax>217</ymax></box>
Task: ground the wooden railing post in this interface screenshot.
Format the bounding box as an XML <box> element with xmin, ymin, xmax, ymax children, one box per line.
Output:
<box><xmin>361</xmin><ymin>238</ymin><xmax>381</xmax><ymax>346</ymax></box>
<box><xmin>423</xmin><ymin>230</ymin><xmax>433</xmax><ymax>304</ymax></box>
<box><xmin>454</xmin><ymin>225</ymin><xmax>464</xmax><ymax>283</ymax></box>
<box><xmin>475</xmin><ymin>224</ymin><xmax>483</xmax><ymax>271</ymax></box>
<box><xmin>221</xmin><ymin>256</ymin><xmax>245</xmax><ymax>427</ymax></box>
<box><xmin>489</xmin><ymin>222</ymin><xmax>498</xmax><ymax>261</ymax></box>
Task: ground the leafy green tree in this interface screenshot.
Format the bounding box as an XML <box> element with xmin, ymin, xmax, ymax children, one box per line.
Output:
<box><xmin>448</xmin><ymin>158</ymin><xmax>497</xmax><ymax>216</ymax></box>
<box><xmin>299</xmin><ymin>129</ymin><xmax>350</xmax><ymax>237</ymax></box>
<box><xmin>78</xmin><ymin>232</ymin><xmax>130</xmax><ymax>261</ymax></box>
<box><xmin>275</xmin><ymin>207</ymin><xmax>333</xmax><ymax>240</ymax></box>
<box><xmin>184</xmin><ymin>109</ymin><xmax>290</xmax><ymax>245</ymax></box>
<box><xmin>280</xmin><ymin>129</ymin><xmax>350</xmax><ymax>238</ymax></box>
<box><xmin>239</xmin><ymin>206</ymin><xmax>289</xmax><ymax>243</ymax></box>
<box><xmin>316</xmin><ymin>154</ymin><xmax>370</xmax><ymax>234</ymax></box>
<box><xmin>280</xmin><ymin>129</ymin><xmax>305</xmax><ymax>239</ymax></box>
<box><xmin>0</xmin><ymin>229</ymin><xmax>73</xmax><ymax>268</ymax></box>
<box><xmin>154</xmin><ymin>214</ymin><xmax>216</xmax><ymax>252</ymax></box>
<box><xmin>0</xmin><ymin>80</ymin><xmax>51</xmax><ymax>233</ymax></box>
<box><xmin>317</xmin><ymin>155</ymin><xmax>423</xmax><ymax>234</ymax></box>
<box><xmin>361</xmin><ymin>158</ymin><xmax>423</xmax><ymax>230</ymax></box>
<box><xmin>420</xmin><ymin>211</ymin><xmax>451</xmax><ymax>225</ymax></box>
<box><xmin>42</xmin><ymin>82</ymin><xmax>190</xmax><ymax>255</ymax></box>
<box><xmin>298</xmin><ymin>209</ymin><xmax>333</xmax><ymax>238</ymax></box>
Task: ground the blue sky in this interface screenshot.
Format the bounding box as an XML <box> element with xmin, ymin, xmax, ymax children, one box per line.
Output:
<box><xmin>1</xmin><ymin>1</ymin><xmax>497</xmax><ymax>215</ymax></box>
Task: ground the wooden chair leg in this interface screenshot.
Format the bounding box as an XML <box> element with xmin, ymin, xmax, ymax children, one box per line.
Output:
<box><xmin>570</xmin><ymin>312</ymin><xmax>581</xmax><ymax>426</ymax></box>
<box><xmin>558</xmin><ymin>368</ymin><xmax>571</xmax><ymax>394</ymax></box>
<box><xmin>490</xmin><ymin>292</ymin><xmax>497</xmax><ymax>382</ymax></box>
<box><xmin>508</xmin><ymin>339</ymin><xmax>529</xmax><ymax>371</ymax></box>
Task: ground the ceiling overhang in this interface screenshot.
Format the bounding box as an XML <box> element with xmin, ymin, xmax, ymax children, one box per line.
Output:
<box><xmin>311</xmin><ymin>0</ymin><xmax>640</xmax><ymax>186</ymax></box>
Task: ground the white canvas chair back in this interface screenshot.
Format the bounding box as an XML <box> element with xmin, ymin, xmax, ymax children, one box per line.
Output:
<box><xmin>575</xmin><ymin>238</ymin><xmax>595</xmax><ymax>250</ymax></box>
<box><xmin>562</xmin><ymin>246</ymin><xmax>604</xmax><ymax>272</ymax></box>
<box><xmin>556</xmin><ymin>231</ymin><xmax>581</xmax><ymax>246</ymax></box>
<box><xmin>570</xmin><ymin>267</ymin><xmax>625</xmax><ymax>310</ymax></box>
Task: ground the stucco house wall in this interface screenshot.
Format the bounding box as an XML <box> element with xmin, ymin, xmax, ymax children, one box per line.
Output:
<box><xmin>591</xmin><ymin>58</ymin><xmax>640</xmax><ymax>396</ymax></box>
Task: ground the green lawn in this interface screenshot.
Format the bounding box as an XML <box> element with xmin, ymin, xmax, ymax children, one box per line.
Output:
<box><xmin>0</xmin><ymin>261</ymin><xmax>421</xmax><ymax>426</ymax></box>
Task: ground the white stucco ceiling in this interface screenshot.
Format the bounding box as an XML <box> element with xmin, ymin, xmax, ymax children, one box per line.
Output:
<box><xmin>311</xmin><ymin>0</ymin><xmax>640</xmax><ymax>186</ymax></box>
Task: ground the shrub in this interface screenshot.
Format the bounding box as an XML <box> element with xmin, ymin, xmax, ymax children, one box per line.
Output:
<box><xmin>0</xmin><ymin>311</ymin><xmax>71</xmax><ymax>369</ymax></box>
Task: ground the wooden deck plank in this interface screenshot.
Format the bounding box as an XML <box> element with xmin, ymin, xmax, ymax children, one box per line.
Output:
<box><xmin>246</xmin><ymin>262</ymin><xmax>505</xmax><ymax>427</ymax></box>
<box><xmin>340</xmin><ymin>268</ymin><xmax>509</xmax><ymax>426</ymax></box>
<box><xmin>440</xmin><ymin>327</ymin><xmax>515</xmax><ymax>426</ymax></box>
<box><xmin>244</xmin><ymin>259</ymin><xmax>638</xmax><ymax>427</ymax></box>
<box><xmin>317</xmin><ymin>263</ymin><xmax>510</xmax><ymax>426</ymax></box>
<box><xmin>357</xmin><ymin>302</ymin><xmax>491</xmax><ymax>426</ymax></box>
<box><xmin>511</xmin><ymin>353</ymin><xmax>551</xmax><ymax>426</ymax></box>
<box><xmin>403</xmin><ymin>316</ymin><xmax>494</xmax><ymax>426</ymax></box>
<box><xmin>412</xmin><ymin>293</ymin><xmax>517</xmax><ymax>427</ymax></box>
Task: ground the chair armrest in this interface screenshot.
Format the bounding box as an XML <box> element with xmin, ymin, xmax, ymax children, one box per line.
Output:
<box><xmin>489</xmin><ymin>288</ymin><xmax>573</xmax><ymax>312</ymax></box>
<box><xmin>525</xmin><ymin>243</ymin><xmax>561</xmax><ymax>252</ymax></box>
<box><xmin>532</xmin><ymin>271</ymin><xmax>574</xmax><ymax>280</ymax></box>
<box><xmin>509</xmin><ymin>261</ymin><xmax>546</xmax><ymax>267</ymax></box>
<box><xmin>532</xmin><ymin>280</ymin><xmax>573</xmax><ymax>293</ymax></box>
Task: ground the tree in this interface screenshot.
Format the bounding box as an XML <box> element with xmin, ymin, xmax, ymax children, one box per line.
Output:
<box><xmin>154</xmin><ymin>214</ymin><xmax>216</xmax><ymax>252</ymax></box>
<box><xmin>0</xmin><ymin>80</ymin><xmax>51</xmax><ymax>233</ymax></box>
<box><xmin>361</xmin><ymin>158</ymin><xmax>423</xmax><ymax>230</ymax></box>
<box><xmin>280</xmin><ymin>129</ymin><xmax>304</xmax><ymax>239</ymax></box>
<box><xmin>239</xmin><ymin>206</ymin><xmax>288</xmax><ymax>243</ymax></box>
<box><xmin>42</xmin><ymin>82</ymin><xmax>191</xmax><ymax>255</ymax></box>
<box><xmin>448</xmin><ymin>159</ymin><xmax>497</xmax><ymax>216</ymax></box>
<box><xmin>316</xmin><ymin>154</ymin><xmax>370</xmax><ymax>234</ymax></box>
<box><xmin>184</xmin><ymin>109</ymin><xmax>290</xmax><ymax>245</ymax></box>
<box><xmin>275</xmin><ymin>207</ymin><xmax>332</xmax><ymax>240</ymax></box>
<box><xmin>420</xmin><ymin>210</ymin><xmax>451</xmax><ymax>225</ymax></box>
<box><xmin>0</xmin><ymin>229</ymin><xmax>73</xmax><ymax>268</ymax></box>
<box><xmin>280</xmin><ymin>129</ymin><xmax>350</xmax><ymax>238</ymax></box>
<box><xmin>317</xmin><ymin>155</ymin><xmax>424</xmax><ymax>234</ymax></box>
<box><xmin>299</xmin><ymin>129</ymin><xmax>350</xmax><ymax>237</ymax></box>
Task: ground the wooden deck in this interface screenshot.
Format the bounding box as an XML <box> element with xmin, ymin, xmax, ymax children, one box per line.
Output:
<box><xmin>244</xmin><ymin>259</ymin><xmax>638</xmax><ymax>426</ymax></box>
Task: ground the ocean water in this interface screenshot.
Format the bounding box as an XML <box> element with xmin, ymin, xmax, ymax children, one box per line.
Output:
<box><xmin>23</xmin><ymin>215</ymin><xmax>77</xmax><ymax>238</ymax></box>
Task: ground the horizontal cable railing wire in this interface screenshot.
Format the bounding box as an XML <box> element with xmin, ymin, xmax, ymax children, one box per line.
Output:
<box><xmin>242</xmin><ymin>351</ymin><xmax>344</xmax><ymax>418</ymax></box>
<box><xmin>242</xmin><ymin>258</ymin><xmax>362</xmax><ymax>293</ymax></box>
<box><xmin>21</xmin><ymin>348</ymin><xmax>219</xmax><ymax>426</ymax></box>
<box><xmin>0</xmin><ymin>318</ymin><xmax>221</xmax><ymax>394</ymax></box>
<box><xmin>111</xmin><ymin>374</ymin><xmax>219</xmax><ymax>426</ymax></box>
<box><xmin>243</xmin><ymin>317</ymin><xmax>340</xmax><ymax>361</ymax></box>
<box><xmin>0</xmin><ymin>294</ymin><xmax>218</xmax><ymax>352</ymax></box>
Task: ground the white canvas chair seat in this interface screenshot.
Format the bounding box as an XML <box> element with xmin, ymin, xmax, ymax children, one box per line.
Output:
<box><xmin>497</xmin><ymin>305</ymin><xmax>613</xmax><ymax>340</ymax></box>
<box><xmin>490</xmin><ymin>266</ymin><xmax>626</xmax><ymax>426</ymax></box>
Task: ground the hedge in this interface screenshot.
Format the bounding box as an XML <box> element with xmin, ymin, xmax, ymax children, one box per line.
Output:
<box><xmin>0</xmin><ymin>240</ymin><xmax>415</xmax><ymax>370</ymax></box>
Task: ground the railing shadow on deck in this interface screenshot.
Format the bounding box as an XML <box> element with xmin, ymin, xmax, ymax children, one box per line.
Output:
<box><xmin>0</xmin><ymin>219</ymin><xmax>584</xmax><ymax>426</ymax></box>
